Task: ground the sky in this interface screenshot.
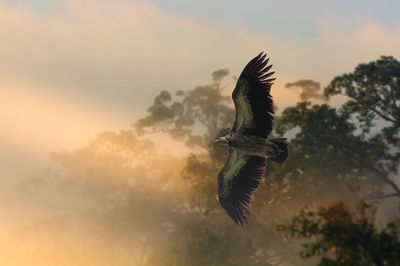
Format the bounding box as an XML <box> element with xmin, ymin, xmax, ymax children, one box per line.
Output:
<box><xmin>0</xmin><ymin>0</ymin><xmax>400</xmax><ymax>214</ymax></box>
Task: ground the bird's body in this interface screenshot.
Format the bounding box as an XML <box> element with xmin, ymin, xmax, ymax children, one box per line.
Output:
<box><xmin>216</xmin><ymin>134</ymin><xmax>285</xmax><ymax>159</ymax></box>
<box><xmin>214</xmin><ymin>52</ymin><xmax>288</xmax><ymax>226</ymax></box>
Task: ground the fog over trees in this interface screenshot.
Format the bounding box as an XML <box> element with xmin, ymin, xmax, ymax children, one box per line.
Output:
<box><xmin>3</xmin><ymin>56</ymin><xmax>399</xmax><ymax>266</ymax></box>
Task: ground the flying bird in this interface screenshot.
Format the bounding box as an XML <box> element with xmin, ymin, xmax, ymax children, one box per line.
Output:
<box><xmin>214</xmin><ymin>52</ymin><xmax>288</xmax><ymax>226</ymax></box>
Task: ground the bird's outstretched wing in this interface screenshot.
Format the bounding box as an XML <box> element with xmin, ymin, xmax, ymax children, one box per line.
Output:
<box><xmin>218</xmin><ymin>149</ymin><xmax>267</xmax><ymax>226</ymax></box>
<box><xmin>231</xmin><ymin>52</ymin><xmax>275</xmax><ymax>138</ymax></box>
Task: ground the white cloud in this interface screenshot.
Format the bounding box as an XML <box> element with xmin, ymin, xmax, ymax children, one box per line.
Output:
<box><xmin>1</xmin><ymin>0</ymin><xmax>399</xmax><ymax>112</ymax></box>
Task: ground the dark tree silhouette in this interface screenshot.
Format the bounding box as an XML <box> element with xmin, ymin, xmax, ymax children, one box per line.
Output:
<box><xmin>276</xmin><ymin>102</ymin><xmax>400</xmax><ymax>200</ymax></box>
<box><xmin>325</xmin><ymin>56</ymin><xmax>400</xmax><ymax>145</ymax></box>
<box><xmin>277</xmin><ymin>201</ymin><xmax>400</xmax><ymax>265</ymax></box>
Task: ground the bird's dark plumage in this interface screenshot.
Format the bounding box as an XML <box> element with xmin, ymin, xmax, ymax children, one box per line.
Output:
<box><xmin>218</xmin><ymin>149</ymin><xmax>266</xmax><ymax>226</ymax></box>
<box><xmin>216</xmin><ymin>52</ymin><xmax>287</xmax><ymax>226</ymax></box>
<box><xmin>232</xmin><ymin>52</ymin><xmax>275</xmax><ymax>138</ymax></box>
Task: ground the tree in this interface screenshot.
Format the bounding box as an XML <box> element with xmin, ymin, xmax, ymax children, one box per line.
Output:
<box><xmin>324</xmin><ymin>56</ymin><xmax>400</xmax><ymax>145</ymax></box>
<box><xmin>277</xmin><ymin>201</ymin><xmax>400</xmax><ymax>265</ymax></box>
<box><xmin>275</xmin><ymin>102</ymin><xmax>400</xmax><ymax>200</ymax></box>
<box><xmin>135</xmin><ymin>69</ymin><xmax>235</xmax><ymax>149</ymax></box>
<box><xmin>135</xmin><ymin>57</ymin><xmax>400</xmax><ymax>264</ymax></box>
<box><xmin>15</xmin><ymin>130</ymin><xmax>188</xmax><ymax>266</ymax></box>
<box><xmin>134</xmin><ymin>70</ymin><xmax>302</xmax><ymax>265</ymax></box>
<box><xmin>275</xmin><ymin>56</ymin><xmax>400</xmax><ymax>266</ymax></box>
<box><xmin>285</xmin><ymin>79</ymin><xmax>327</xmax><ymax>102</ymax></box>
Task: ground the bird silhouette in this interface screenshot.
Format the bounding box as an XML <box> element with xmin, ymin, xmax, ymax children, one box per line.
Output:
<box><xmin>214</xmin><ymin>52</ymin><xmax>288</xmax><ymax>226</ymax></box>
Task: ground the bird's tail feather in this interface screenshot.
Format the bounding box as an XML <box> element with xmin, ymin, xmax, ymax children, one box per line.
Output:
<box><xmin>269</xmin><ymin>138</ymin><xmax>288</xmax><ymax>164</ymax></box>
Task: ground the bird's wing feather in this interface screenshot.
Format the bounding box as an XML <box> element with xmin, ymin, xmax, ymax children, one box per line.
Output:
<box><xmin>231</xmin><ymin>52</ymin><xmax>275</xmax><ymax>138</ymax></box>
<box><xmin>218</xmin><ymin>149</ymin><xmax>267</xmax><ymax>226</ymax></box>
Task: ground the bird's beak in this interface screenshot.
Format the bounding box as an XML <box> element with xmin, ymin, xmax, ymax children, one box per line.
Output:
<box><xmin>214</xmin><ymin>139</ymin><xmax>220</xmax><ymax>144</ymax></box>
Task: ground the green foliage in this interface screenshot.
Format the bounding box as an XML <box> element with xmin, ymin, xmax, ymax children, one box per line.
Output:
<box><xmin>276</xmin><ymin>102</ymin><xmax>399</xmax><ymax>183</ymax></box>
<box><xmin>277</xmin><ymin>75</ymin><xmax>400</xmax><ymax>200</ymax></box>
<box><xmin>324</xmin><ymin>56</ymin><xmax>400</xmax><ymax>144</ymax></box>
<box><xmin>277</xmin><ymin>201</ymin><xmax>400</xmax><ymax>265</ymax></box>
<box><xmin>274</xmin><ymin>56</ymin><xmax>400</xmax><ymax>266</ymax></box>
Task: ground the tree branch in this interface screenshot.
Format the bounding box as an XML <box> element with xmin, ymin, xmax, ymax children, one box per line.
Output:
<box><xmin>315</xmin><ymin>134</ymin><xmax>400</xmax><ymax>198</ymax></box>
<box><xmin>370</xmin><ymin>193</ymin><xmax>400</xmax><ymax>200</ymax></box>
<box><xmin>371</xmin><ymin>106</ymin><xmax>396</xmax><ymax>123</ymax></box>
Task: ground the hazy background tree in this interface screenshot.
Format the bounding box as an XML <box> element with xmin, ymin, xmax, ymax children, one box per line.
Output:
<box><xmin>135</xmin><ymin>69</ymin><xmax>235</xmax><ymax>149</ymax></box>
<box><xmin>285</xmin><ymin>79</ymin><xmax>327</xmax><ymax>102</ymax></box>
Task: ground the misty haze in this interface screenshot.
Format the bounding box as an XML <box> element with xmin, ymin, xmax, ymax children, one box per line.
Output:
<box><xmin>1</xmin><ymin>1</ymin><xmax>400</xmax><ymax>265</ymax></box>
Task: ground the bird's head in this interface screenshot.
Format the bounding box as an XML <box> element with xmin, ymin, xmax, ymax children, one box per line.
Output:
<box><xmin>214</xmin><ymin>136</ymin><xmax>229</xmax><ymax>146</ymax></box>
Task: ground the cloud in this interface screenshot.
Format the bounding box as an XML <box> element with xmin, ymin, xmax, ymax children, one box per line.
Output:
<box><xmin>310</xmin><ymin>17</ymin><xmax>400</xmax><ymax>77</ymax></box>
<box><xmin>1</xmin><ymin>0</ymin><xmax>399</xmax><ymax>111</ymax></box>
